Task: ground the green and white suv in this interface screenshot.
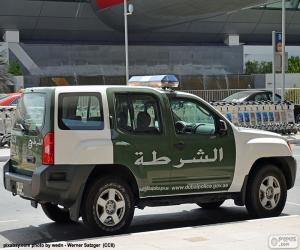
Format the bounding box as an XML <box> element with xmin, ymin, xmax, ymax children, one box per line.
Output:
<box><xmin>3</xmin><ymin>85</ymin><xmax>297</xmax><ymax>234</ymax></box>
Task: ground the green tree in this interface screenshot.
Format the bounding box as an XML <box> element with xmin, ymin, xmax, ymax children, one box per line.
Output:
<box><xmin>246</xmin><ymin>56</ymin><xmax>300</xmax><ymax>74</ymax></box>
<box><xmin>0</xmin><ymin>54</ymin><xmax>12</xmax><ymax>93</ymax></box>
<box><xmin>245</xmin><ymin>61</ymin><xmax>259</xmax><ymax>74</ymax></box>
<box><xmin>245</xmin><ymin>61</ymin><xmax>272</xmax><ymax>74</ymax></box>
<box><xmin>259</xmin><ymin>61</ymin><xmax>272</xmax><ymax>73</ymax></box>
<box><xmin>285</xmin><ymin>88</ymin><xmax>300</xmax><ymax>104</ymax></box>
<box><xmin>288</xmin><ymin>56</ymin><xmax>300</xmax><ymax>73</ymax></box>
<box><xmin>8</xmin><ymin>61</ymin><xmax>23</xmax><ymax>76</ymax></box>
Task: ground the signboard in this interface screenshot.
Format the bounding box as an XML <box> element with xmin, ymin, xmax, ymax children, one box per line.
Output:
<box><xmin>273</xmin><ymin>32</ymin><xmax>288</xmax><ymax>72</ymax></box>
<box><xmin>96</xmin><ymin>0</ymin><xmax>123</xmax><ymax>9</ymax></box>
<box><xmin>275</xmin><ymin>32</ymin><xmax>282</xmax><ymax>53</ymax></box>
<box><xmin>275</xmin><ymin>52</ymin><xmax>288</xmax><ymax>72</ymax></box>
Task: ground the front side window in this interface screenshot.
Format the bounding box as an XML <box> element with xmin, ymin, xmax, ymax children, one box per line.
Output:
<box><xmin>170</xmin><ymin>98</ymin><xmax>216</xmax><ymax>135</ymax></box>
<box><xmin>58</xmin><ymin>93</ymin><xmax>104</xmax><ymax>130</ymax></box>
<box><xmin>115</xmin><ymin>94</ymin><xmax>162</xmax><ymax>134</ymax></box>
<box><xmin>269</xmin><ymin>93</ymin><xmax>281</xmax><ymax>102</ymax></box>
<box><xmin>274</xmin><ymin>94</ymin><xmax>281</xmax><ymax>102</ymax></box>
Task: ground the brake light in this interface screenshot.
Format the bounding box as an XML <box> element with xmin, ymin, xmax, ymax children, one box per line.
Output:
<box><xmin>42</xmin><ymin>132</ymin><xmax>54</xmax><ymax>165</ymax></box>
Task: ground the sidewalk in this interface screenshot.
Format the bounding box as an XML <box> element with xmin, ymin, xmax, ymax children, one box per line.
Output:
<box><xmin>285</xmin><ymin>133</ymin><xmax>300</xmax><ymax>144</ymax></box>
<box><xmin>12</xmin><ymin>215</ymin><xmax>299</xmax><ymax>250</ymax></box>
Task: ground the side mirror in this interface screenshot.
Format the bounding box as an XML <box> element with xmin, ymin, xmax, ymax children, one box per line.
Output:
<box><xmin>219</xmin><ymin>120</ymin><xmax>228</xmax><ymax>135</ymax></box>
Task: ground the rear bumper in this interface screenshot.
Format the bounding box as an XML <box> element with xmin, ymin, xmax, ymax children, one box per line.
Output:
<box><xmin>3</xmin><ymin>160</ymin><xmax>94</xmax><ymax>208</ymax></box>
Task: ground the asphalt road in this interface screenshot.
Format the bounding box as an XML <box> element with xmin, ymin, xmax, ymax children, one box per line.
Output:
<box><xmin>0</xmin><ymin>146</ymin><xmax>299</xmax><ymax>246</ymax></box>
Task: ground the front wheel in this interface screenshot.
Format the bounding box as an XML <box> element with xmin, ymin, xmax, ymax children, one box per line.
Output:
<box><xmin>41</xmin><ymin>203</ymin><xmax>73</xmax><ymax>223</ymax></box>
<box><xmin>81</xmin><ymin>177</ymin><xmax>135</xmax><ymax>234</ymax></box>
<box><xmin>246</xmin><ymin>165</ymin><xmax>287</xmax><ymax>218</ymax></box>
<box><xmin>197</xmin><ymin>200</ymin><xmax>225</xmax><ymax>209</ymax></box>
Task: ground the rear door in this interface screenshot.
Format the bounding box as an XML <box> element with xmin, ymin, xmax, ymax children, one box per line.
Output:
<box><xmin>54</xmin><ymin>87</ymin><xmax>113</xmax><ymax>165</ymax></box>
<box><xmin>11</xmin><ymin>91</ymin><xmax>50</xmax><ymax>173</ymax></box>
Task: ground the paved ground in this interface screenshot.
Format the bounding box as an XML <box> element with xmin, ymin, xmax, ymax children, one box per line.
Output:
<box><xmin>35</xmin><ymin>215</ymin><xmax>300</xmax><ymax>250</ymax></box>
<box><xmin>0</xmin><ymin>141</ymin><xmax>299</xmax><ymax>249</ymax></box>
<box><xmin>286</xmin><ymin>133</ymin><xmax>300</xmax><ymax>144</ymax></box>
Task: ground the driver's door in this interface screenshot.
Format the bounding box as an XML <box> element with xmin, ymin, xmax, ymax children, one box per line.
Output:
<box><xmin>169</xmin><ymin>96</ymin><xmax>236</xmax><ymax>194</ymax></box>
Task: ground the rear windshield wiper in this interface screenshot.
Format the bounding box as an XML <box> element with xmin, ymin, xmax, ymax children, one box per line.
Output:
<box><xmin>15</xmin><ymin>123</ymin><xmax>25</xmax><ymax>131</ymax></box>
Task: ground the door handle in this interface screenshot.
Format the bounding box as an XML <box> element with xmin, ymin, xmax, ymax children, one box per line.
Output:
<box><xmin>115</xmin><ymin>141</ymin><xmax>131</xmax><ymax>146</ymax></box>
<box><xmin>174</xmin><ymin>142</ymin><xmax>185</xmax><ymax>150</ymax></box>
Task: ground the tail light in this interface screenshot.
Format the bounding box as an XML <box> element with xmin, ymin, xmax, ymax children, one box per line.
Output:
<box><xmin>42</xmin><ymin>132</ymin><xmax>54</xmax><ymax>165</ymax></box>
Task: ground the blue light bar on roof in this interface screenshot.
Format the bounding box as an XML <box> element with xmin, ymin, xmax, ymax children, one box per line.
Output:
<box><xmin>128</xmin><ymin>75</ymin><xmax>179</xmax><ymax>88</ymax></box>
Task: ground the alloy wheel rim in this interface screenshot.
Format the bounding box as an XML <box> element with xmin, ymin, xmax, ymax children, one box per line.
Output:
<box><xmin>259</xmin><ymin>176</ymin><xmax>281</xmax><ymax>210</ymax></box>
<box><xmin>96</xmin><ymin>188</ymin><xmax>126</xmax><ymax>227</ymax></box>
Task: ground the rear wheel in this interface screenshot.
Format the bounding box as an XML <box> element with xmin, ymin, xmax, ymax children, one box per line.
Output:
<box><xmin>246</xmin><ymin>165</ymin><xmax>287</xmax><ymax>218</ymax></box>
<box><xmin>296</xmin><ymin>114</ymin><xmax>300</xmax><ymax>124</ymax></box>
<box><xmin>82</xmin><ymin>177</ymin><xmax>135</xmax><ymax>234</ymax></box>
<box><xmin>197</xmin><ymin>200</ymin><xmax>225</xmax><ymax>209</ymax></box>
<box><xmin>41</xmin><ymin>203</ymin><xmax>73</xmax><ymax>223</ymax></box>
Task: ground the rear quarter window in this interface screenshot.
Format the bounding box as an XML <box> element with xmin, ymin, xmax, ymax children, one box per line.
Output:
<box><xmin>58</xmin><ymin>93</ymin><xmax>104</xmax><ymax>130</ymax></box>
<box><xmin>14</xmin><ymin>93</ymin><xmax>45</xmax><ymax>132</ymax></box>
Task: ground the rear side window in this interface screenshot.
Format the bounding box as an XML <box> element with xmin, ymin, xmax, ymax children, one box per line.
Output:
<box><xmin>58</xmin><ymin>93</ymin><xmax>104</xmax><ymax>130</ymax></box>
<box><xmin>14</xmin><ymin>93</ymin><xmax>45</xmax><ymax>132</ymax></box>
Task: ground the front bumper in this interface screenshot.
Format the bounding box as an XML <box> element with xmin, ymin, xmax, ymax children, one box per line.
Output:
<box><xmin>3</xmin><ymin>160</ymin><xmax>93</xmax><ymax>208</ymax></box>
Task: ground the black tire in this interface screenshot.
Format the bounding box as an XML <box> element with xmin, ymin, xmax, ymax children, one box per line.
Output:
<box><xmin>81</xmin><ymin>176</ymin><xmax>135</xmax><ymax>235</ymax></box>
<box><xmin>41</xmin><ymin>203</ymin><xmax>73</xmax><ymax>223</ymax></box>
<box><xmin>197</xmin><ymin>200</ymin><xmax>225</xmax><ymax>209</ymax></box>
<box><xmin>246</xmin><ymin>165</ymin><xmax>287</xmax><ymax>218</ymax></box>
<box><xmin>296</xmin><ymin>114</ymin><xmax>300</xmax><ymax>124</ymax></box>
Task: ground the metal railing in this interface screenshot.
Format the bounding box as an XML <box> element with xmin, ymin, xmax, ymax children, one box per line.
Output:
<box><xmin>183</xmin><ymin>88</ymin><xmax>300</xmax><ymax>104</ymax></box>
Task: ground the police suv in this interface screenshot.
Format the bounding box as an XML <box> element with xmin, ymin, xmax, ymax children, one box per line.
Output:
<box><xmin>3</xmin><ymin>81</ymin><xmax>297</xmax><ymax>234</ymax></box>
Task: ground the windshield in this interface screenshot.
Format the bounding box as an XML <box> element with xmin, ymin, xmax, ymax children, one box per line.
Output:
<box><xmin>223</xmin><ymin>92</ymin><xmax>252</xmax><ymax>102</ymax></box>
<box><xmin>272</xmin><ymin>93</ymin><xmax>282</xmax><ymax>102</ymax></box>
<box><xmin>14</xmin><ymin>93</ymin><xmax>45</xmax><ymax>133</ymax></box>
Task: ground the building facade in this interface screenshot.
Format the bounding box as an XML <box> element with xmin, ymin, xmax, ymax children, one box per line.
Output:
<box><xmin>0</xmin><ymin>0</ymin><xmax>299</xmax><ymax>89</ymax></box>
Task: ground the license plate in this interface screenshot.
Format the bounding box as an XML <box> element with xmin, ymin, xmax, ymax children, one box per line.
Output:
<box><xmin>16</xmin><ymin>182</ymin><xmax>24</xmax><ymax>195</ymax></box>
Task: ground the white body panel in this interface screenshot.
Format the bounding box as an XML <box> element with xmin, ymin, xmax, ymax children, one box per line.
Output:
<box><xmin>228</xmin><ymin>127</ymin><xmax>292</xmax><ymax>192</ymax></box>
<box><xmin>54</xmin><ymin>86</ymin><xmax>113</xmax><ymax>165</ymax></box>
